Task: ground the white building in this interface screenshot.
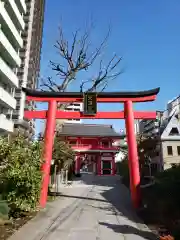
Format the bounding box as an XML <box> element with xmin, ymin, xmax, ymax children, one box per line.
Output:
<box><xmin>0</xmin><ymin>0</ymin><xmax>26</xmax><ymax>134</ymax></box>
<box><xmin>12</xmin><ymin>0</ymin><xmax>45</xmax><ymax>139</ymax></box>
<box><xmin>138</xmin><ymin>111</ymin><xmax>163</xmax><ymax>136</ymax></box>
<box><xmin>40</xmin><ymin>102</ymin><xmax>83</xmax><ymax>137</ymax></box>
<box><xmin>65</xmin><ymin>102</ymin><xmax>83</xmax><ymax>124</ymax></box>
<box><xmin>138</xmin><ymin>96</ymin><xmax>180</xmax><ymax>171</ymax></box>
<box><xmin>134</xmin><ymin>120</ymin><xmax>140</xmax><ymax>135</ymax></box>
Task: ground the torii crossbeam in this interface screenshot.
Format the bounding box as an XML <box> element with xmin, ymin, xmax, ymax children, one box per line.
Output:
<box><xmin>23</xmin><ymin>87</ymin><xmax>160</xmax><ymax>209</ymax></box>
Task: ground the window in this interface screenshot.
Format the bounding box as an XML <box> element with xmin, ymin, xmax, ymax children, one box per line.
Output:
<box><xmin>171</xmin><ymin>163</ymin><xmax>177</xmax><ymax>168</ymax></box>
<box><xmin>101</xmin><ymin>141</ymin><xmax>109</xmax><ymax>148</ymax></box>
<box><xmin>17</xmin><ymin>72</ymin><xmax>24</xmax><ymax>77</ymax></box>
<box><xmin>69</xmin><ymin>140</ymin><xmax>76</xmax><ymax>145</ymax></box>
<box><xmin>177</xmin><ymin>146</ymin><xmax>180</xmax><ymax>156</ymax></box>
<box><xmin>169</xmin><ymin>127</ymin><xmax>179</xmax><ymax>136</ymax></box>
<box><xmin>167</xmin><ymin>146</ymin><xmax>173</xmax><ymax>155</ymax></box>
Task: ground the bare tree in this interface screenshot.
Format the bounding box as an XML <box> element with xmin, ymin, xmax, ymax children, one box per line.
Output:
<box><xmin>39</xmin><ymin>23</ymin><xmax>123</xmax><ymax>130</ymax></box>
<box><xmin>40</xmin><ymin>24</ymin><xmax>122</xmax><ymax>95</ymax></box>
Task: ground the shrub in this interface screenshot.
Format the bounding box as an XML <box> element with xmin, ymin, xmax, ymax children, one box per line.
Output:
<box><xmin>141</xmin><ymin>165</ymin><xmax>180</xmax><ymax>238</ymax></box>
<box><xmin>0</xmin><ymin>198</ymin><xmax>9</xmax><ymax>220</ymax></box>
<box><xmin>116</xmin><ymin>160</ymin><xmax>130</xmax><ymax>187</ymax></box>
<box><xmin>52</xmin><ymin>138</ymin><xmax>75</xmax><ymax>171</ymax></box>
<box><xmin>51</xmin><ymin>138</ymin><xmax>75</xmax><ymax>179</ymax></box>
<box><xmin>0</xmin><ymin>136</ymin><xmax>43</xmax><ymax>213</ymax></box>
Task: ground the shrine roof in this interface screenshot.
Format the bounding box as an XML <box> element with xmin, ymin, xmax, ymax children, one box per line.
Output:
<box><xmin>58</xmin><ymin>123</ymin><xmax>124</xmax><ymax>138</ymax></box>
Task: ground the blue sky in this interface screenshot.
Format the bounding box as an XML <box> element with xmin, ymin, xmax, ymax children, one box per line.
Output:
<box><xmin>36</xmin><ymin>0</ymin><xmax>180</xmax><ymax>135</ymax></box>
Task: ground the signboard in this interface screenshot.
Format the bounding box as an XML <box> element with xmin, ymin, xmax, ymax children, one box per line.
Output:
<box><xmin>83</xmin><ymin>92</ymin><xmax>97</xmax><ymax>115</ymax></box>
<box><xmin>102</xmin><ymin>153</ymin><xmax>112</xmax><ymax>156</ymax></box>
<box><xmin>101</xmin><ymin>157</ymin><xmax>113</xmax><ymax>161</ymax></box>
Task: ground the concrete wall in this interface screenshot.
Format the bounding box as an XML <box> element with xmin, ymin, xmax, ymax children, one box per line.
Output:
<box><xmin>162</xmin><ymin>140</ymin><xmax>180</xmax><ymax>169</ymax></box>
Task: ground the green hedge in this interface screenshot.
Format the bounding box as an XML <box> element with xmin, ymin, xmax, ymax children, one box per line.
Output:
<box><xmin>142</xmin><ymin>165</ymin><xmax>180</xmax><ymax>239</ymax></box>
<box><xmin>0</xmin><ymin>136</ymin><xmax>43</xmax><ymax>214</ymax></box>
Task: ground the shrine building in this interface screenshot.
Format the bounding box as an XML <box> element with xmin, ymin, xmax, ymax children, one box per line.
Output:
<box><xmin>58</xmin><ymin>123</ymin><xmax>124</xmax><ymax>176</ymax></box>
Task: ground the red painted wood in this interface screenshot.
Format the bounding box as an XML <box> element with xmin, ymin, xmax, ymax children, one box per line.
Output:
<box><xmin>68</xmin><ymin>138</ymin><xmax>119</xmax><ymax>152</ymax></box>
<box><xmin>24</xmin><ymin>110</ymin><xmax>157</xmax><ymax>120</ymax></box>
<box><xmin>124</xmin><ymin>101</ymin><xmax>141</xmax><ymax>209</ymax></box>
<box><xmin>40</xmin><ymin>100</ymin><xmax>57</xmax><ymax>208</ymax></box>
<box><xmin>97</xmin><ymin>154</ymin><xmax>101</xmax><ymax>176</ymax></box>
<box><xmin>71</xmin><ymin>145</ymin><xmax>118</xmax><ymax>151</ymax></box>
<box><xmin>112</xmin><ymin>153</ymin><xmax>116</xmax><ymax>175</ymax></box>
<box><xmin>26</xmin><ymin>94</ymin><xmax>157</xmax><ymax>103</ymax></box>
<box><xmin>75</xmin><ymin>154</ymin><xmax>81</xmax><ymax>174</ymax></box>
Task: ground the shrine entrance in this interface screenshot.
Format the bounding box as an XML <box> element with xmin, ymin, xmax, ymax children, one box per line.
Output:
<box><xmin>77</xmin><ymin>151</ymin><xmax>116</xmax><ymax>176</ymax></box>
<box><xmin>23</xmin><ymin>87</ymin><xmax>160</xmax><ymax>209</ymax></box>
<box><xmin>80</xmin><ymin>153</ymin><xmax>97</xmax><ymax>174</ymax></box>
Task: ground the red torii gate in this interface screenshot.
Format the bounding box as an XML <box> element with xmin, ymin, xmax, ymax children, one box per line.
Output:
<box><xmin>23</xmin><ymin>87</ymin><xmax>160</xmax><ymax>209</ymax></box>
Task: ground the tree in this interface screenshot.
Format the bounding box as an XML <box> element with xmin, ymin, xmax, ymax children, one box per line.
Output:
<box><xmin>0</xmin><ymin>135</ymin><xmax>43</xmax><ymax>213</ymax></box>
<box><xmin>137</xmin><ymin>134</ymin><xmax>159</xmax><ymax>176</ymax></box>
<box><xmin>50</xmin><ymin>137</ymin><xmax>75</xmax><ymax>188</ymax></box>
<box><xmin>39</xmin><ymin>23</ymin><xmax>122</xmax><ymax>108</ymax></box>
<box><xmin>52</xmin><ymin>137</ymin><xmax>75</xmax><ymax>171</ymax></box>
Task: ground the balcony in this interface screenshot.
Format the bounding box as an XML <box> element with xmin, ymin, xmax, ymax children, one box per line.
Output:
<box><xmin>0</xmin><ymin>27</ymin><xmax>21</xmax><ymax>67</ymax></box>
<box><xmin>15</xmin><ymin>91</ymin><xmax>22</xmax><ymax>98</ymax></box>
<box><xmin>0</xmin><ymin>2</ymin><xmax>23</xmax><ymax>49</ymax></box>
<box><xmin>0</xmin><ymin>87</ymin><xmax>16</xmax><ymax>109</ymax></box>
<box><xmin>13</xmin><ymin>118</ymin><xmax>29</xmax><ymax>129</ymax></box>
<box><xmin>0</xmin><ymin>114</ymin><xmax>14</xmax><ymax>133</ymax></box>
<box><xmin>14</xmin><ymin>0</ymin><xmax>26</xmax><ymax>14</ymax></box>
<box><xmin>0</xmin><ymin>57</ymin><xmax>19</xmax><ymax>87</ymax></box>
<box><xmin>6</xmin><ymin>0</ymin><xmax>25</xmax><ymax>31</ymax></box>
<box><xmin>70</xmin><ymin>144</ymin><xmax>119</xmax><ymax>152</ymax></box>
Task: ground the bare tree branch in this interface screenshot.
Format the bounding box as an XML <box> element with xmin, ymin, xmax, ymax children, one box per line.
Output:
<box><xmin>39</xmin><ymin>22</ymin><xmax>123</xmax><ymax>130</ymax></box>
<box><xmin>40</xmin><ymin>23</ymin><xmax>122</xmax><ymax>94</ymax></box>
<box><xmin>83</xmin><ymin>55</ymin><xmax>123</xmax><ymax>93</ymax></box>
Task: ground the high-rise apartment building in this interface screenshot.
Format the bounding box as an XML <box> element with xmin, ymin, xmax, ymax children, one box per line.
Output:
<box><xmin>12</xmin><ymin>0</ymin><xmax>45</xmax><ymax>138</ymax></box>
<box><xmin>0</xmin><ymin>0</ymin><xmax>45</xmax><ymax>137</ymax></box>
<box><xmin>0</xmin><ymin>0</ymin><xmax>26</xmax><ymax>134</ymax></box>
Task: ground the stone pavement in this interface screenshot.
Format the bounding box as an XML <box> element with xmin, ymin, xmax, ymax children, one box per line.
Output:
<box><xmin>8</xmin><ymin>174</ymin><xmax>158</xmax><ymax>240</ymax></box>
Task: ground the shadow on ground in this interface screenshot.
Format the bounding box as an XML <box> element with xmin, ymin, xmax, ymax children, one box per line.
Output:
<box><xmin>55</xmin><ymin>173</ymin><xmax>158</xmax><ymax>240</ymax></box>
<box><xmin>99</xmin><ymin>222</ymin><xmax>158</xmax><ymax>240</ymax></box>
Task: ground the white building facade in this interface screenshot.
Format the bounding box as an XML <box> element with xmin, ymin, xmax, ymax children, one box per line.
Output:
<box><xmin>12</xmin><ymin>0</ymin><xmax>45</xmax><ymax>139</ymax></box>
<box><xmin>138</xmin><ymin>111</ymin><xmax>163</xmax><ymax>137</ymax></box>
<box><xmin>138</xmin><ymin>96</ymin><xmax>180</xmax><ymax>171</ymax></box>
<box><xmin>65</xmin><ymin>102</ymin><xmax>83</xmax><ymax>124</ymax></box>
<box><xmin>0</xmin><ymin>0</ymin><xmax>26</xmax><ymax>134</ymax></box>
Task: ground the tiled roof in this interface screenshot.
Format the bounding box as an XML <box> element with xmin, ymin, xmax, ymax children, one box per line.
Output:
<box><xmin>58</xmin><ymin>123</ymin><xmax>123</xmax><ymax>138</ymax></box>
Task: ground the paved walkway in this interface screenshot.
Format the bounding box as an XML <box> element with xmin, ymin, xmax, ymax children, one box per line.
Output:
<box><xmin>9</xmin><ymin>174</ymin><xmax>158</xmax><ymax>240</ymax></box>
